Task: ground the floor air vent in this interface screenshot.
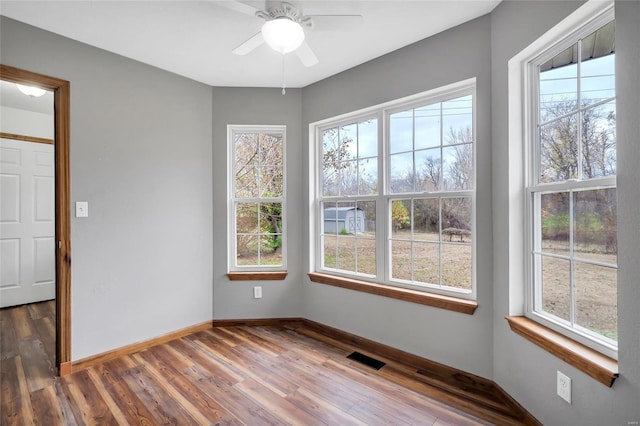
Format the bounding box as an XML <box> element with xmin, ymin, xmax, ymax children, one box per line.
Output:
<box><xmin>347</xmin><ymin>351</ymin><xmax>386</xmax><ymax>370</ymax></box>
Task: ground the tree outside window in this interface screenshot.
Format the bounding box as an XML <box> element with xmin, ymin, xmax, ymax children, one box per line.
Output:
<box><xmin>230</xmin><ymin>127</ymin><xmax>285</xmax><ymax>269</ymax></box>
<box><xmin>529</xmin><ymin>18</ymin><xmax>617</xmax><ymax>350</ymax></box>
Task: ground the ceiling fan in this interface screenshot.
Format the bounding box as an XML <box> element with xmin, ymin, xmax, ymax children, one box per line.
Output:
<box><xmin>218</xmin><ymin>1</ymin><xmax>363</xmax><ymax>67</ymax></box>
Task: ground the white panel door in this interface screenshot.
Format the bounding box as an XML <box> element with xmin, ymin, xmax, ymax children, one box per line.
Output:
<box><xmin>0</xmin><ymin>138</ymin><xmax>55</xmax><ymax>308</ymax></box>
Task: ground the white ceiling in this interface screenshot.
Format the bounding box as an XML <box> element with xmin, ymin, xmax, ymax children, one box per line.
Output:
<box><xmin>0</xmin><ymin>80</ymin><xmax>54</xmax><ymax>114</ymax></box>
<box><xmin>0</xmin><ymin>0</ymin><xmax>500</xmax><ymax>88</ymax></box>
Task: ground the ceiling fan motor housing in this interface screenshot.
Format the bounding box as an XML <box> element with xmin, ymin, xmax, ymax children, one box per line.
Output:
<box><xmin>256</xmin><ymin>2</ymin><xmax>312</xmax><ymax>27</ymax></box>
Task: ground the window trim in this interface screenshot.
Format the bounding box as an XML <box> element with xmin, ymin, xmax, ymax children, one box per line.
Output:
<box><xmin>508</xmin><ymin>0</ymin><xmax>617</xmax><ymax>361</ymax></box>
<box><xmin>309</xmin><ymin>78</ymin><xmax>477</xmax><ymax>301</ymax></box>
<box><xmin>506</xmin><ymin>316</ymin><xmax>618</xmax><ymax>387</ymax></box>
<box><xmin>227</xmin><ymin>124</ymin><xmax>287</xmax><ymax>273</ymax></box>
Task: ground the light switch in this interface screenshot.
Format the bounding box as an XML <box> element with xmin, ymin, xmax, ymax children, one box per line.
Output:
<box><xmin>75</xmin><ymin>201</ymin><xmax>89</xmax><ymax>218</ymax></box>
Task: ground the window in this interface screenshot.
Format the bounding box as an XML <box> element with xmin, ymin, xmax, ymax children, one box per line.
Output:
<box><xmin>526</xmin><ymin>12</ymin><xmax>617</xmax><ymax>357</ymax></box>
<box><xmin>313</xmin><ymin>80</ymin><xmax>475</xmax><ymax>299</ymax></box>
<box><xmin>228</xmin><ymin>126</ymin><xmax>286</xmax><ymax>271</ymax></box>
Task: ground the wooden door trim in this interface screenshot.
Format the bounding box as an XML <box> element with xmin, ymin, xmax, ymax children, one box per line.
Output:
<box><xmin>0</xmin><ymin>64</ymin><xmax>71</xmax><ymax>374</ymax></box>
<box><xmin>0</xmin><ymin>132</ymin><xmax>54</xmax><ymax>145</ymax></box>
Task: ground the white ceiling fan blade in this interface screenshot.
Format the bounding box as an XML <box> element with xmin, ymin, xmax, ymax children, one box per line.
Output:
<box><xmin>232</xmin><ymin>32</ymin><xmax>264</xmax><ymax>55</ymax></box>
<box><xmin>296</xmin><ymin>41</ymin><xmax>319</xmax><ymax>67</ymax></box>
<box><xmin>214</xmin><ymin>0</ymin><xmax>263</xmax><ymax>17</ymax></box>
<box><xmin>307</xmin><ymin>15</ymin><xmax>363</xmax><ymax>31</ymax></box>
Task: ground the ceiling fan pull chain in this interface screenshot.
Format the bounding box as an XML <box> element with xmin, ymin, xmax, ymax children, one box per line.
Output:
<box><xmin>281</xmin><ymin>54</ymin><xmax>286</xmax><ymax>95</ymax></box>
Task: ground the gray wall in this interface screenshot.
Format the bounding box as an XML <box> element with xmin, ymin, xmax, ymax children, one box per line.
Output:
<box><xmin>0</xmin><ymin>17</ymin><xmax>214</xmax><ymax>360</ymax></box>
<box><xmin>491</xmin><ymin>1</ymin><xmax>640</xmax><ymax>424</ymax></box>
<box><xmin>211</xmin><ymin>87</ymin><xmax>304</xmax><ymax>320</ymax></box>
<box><xmin>301</xmin><ymin>15</ymin><xmax>494</xmax><ymax>378</ymax></box>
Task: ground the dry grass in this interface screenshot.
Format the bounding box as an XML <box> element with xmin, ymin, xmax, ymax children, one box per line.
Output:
<box><xmin>323</xmin><ymin>231</ymin><xmax>472</xmax><ymax>290</ymax></box>
<box><xmin>240</xmin><ymin>231</ymin><xmax>618</xmax><ymax>341</ymax></box>
<box><xmin>322</xmin><ymin>232</ymin><xmax>617</xmax><ymax>340</ymax></box>
<box><xmin>540</xmin><ymin>241</ymin><xmax>617</xmax><ymax>340</ymax></box>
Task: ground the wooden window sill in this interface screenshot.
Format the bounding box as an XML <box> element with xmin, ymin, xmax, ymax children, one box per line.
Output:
<box><xmin>308</xmin><ymin>272</ymin><xmax>477</xmax><ymax>315</ymax></box>
<box><xmin>227</xmin><ymin>271</ymin><xmax>288</xmax><ymax>281</ymax></box>
<box><xmin>505</xmin><ymin>316</ymin><xmax>618</xmax><ymax>387</ymax></box>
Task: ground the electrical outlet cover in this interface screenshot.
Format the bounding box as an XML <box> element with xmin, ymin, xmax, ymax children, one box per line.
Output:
<box><xmin>253</xmin><ymin>286</ymin><xmax>262</xmax><ymax>299</ymax></box>
<box><xmin>557</xmin><ymin>371</ymin><xmax>572</xmax><ymax>403</ymax></box>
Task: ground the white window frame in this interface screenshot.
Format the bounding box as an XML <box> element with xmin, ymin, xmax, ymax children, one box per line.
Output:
<box><xmin>228</xmin><ymin>125</ymin><xmax>287</xmax><ymax>272</ymax></box>
<box><xmin>310</xmin><ymin>79</ymin><xmax>476</xmax><ymax>300</ymax></box>
<box><xmin>512</xmin><ymin>1</ymin><xmax>617</xmax><ymax>358</ymax></box>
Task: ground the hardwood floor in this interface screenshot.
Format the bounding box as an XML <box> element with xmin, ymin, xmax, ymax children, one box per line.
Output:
<box><xmin>1</xmin><ymin>300</ymin><xmax>58</xmax><ymax>424</ymax></box>
<box><xmin>2</xmin><ymin>308</ymin><xmax>527</xmax><ymax>425</ymax></box>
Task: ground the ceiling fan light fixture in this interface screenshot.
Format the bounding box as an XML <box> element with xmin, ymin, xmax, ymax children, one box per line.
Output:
<box><xmin>15</xmin><ymin>83</ymin><xmax>47</xmax><ymax>98</ymax></box>
<box><xmin>261</xmin><ymin>18</ymin><xmax>305</xmax><ymax>54</ymax></box>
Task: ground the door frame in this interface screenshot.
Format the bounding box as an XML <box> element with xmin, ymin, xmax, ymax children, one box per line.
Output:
<box><xmin>1</xmin><ymin>64</ymin><xmax>72</xmax><ymax>375</ymax></box>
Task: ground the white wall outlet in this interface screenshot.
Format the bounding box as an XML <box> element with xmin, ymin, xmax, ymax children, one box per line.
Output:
<box><xmin>557</xmin><ymin>371</ymin><xmax>572</xmax><ymax>403</ymax></box>
<box><xmin>75</xmin><ymin>201</ymin><xmax>89</xmax><ymax>218</ymax></box>
<box><xmin>253</xmin><ymin>286</ymin><xmax>262</xmax><ymax>299</ymax></box>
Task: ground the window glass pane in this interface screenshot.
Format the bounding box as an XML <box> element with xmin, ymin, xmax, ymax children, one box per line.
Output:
<box><xmin>235</xmin><ymin>133</ymin><xmax>258</xmax><ymax>167</ymax></box>
<box><xmin>323</xmin><ymin>201</ymin><xmax>355</xmax><ymax>235</ymax></box>
<box><xmin>339</xmin><ymin>160</ymin><xmax>358</xmax><ymax>196</ymax></box>
<box><xmin>443</xmin><ymin>95</ymin><xmax>473</xmax><ymax>145</ymax></box>
<box><xmin>260</xmin><ymin>166</ymin><xmax>283</xmax><ymax>197</ymax></box>
<box><xmin>540</xmin><ymin>192</ymin><xmax>570</xmax><ymax>256</ymax></box>
<box><xmin>580</xmin><ymin>21</ymin><xmax>615</xmax><ymax>106</ymax></box>
<box><xmin>231</xmin><ymin>127</ymin><xmax>285</xmax><ymax>270</ymax></box>
<box><xmin>413</xmin><ymin>242</ymin><xmax>439</xmax><ymax>285</ymax></box>
<box><xmin>540</xmin><ymin>255</ymin><xmax>571</xmax><ymax>322</ymax></box>
<box><xmin>539</xmin><ymin>116</ymin><xmax>578</xmax><ymax>183</ymax></box>
<box><xmin>413</xmin><ymin>198</ymin><xmax>439</xmax><ymax>242</ymax></box>
<box><xmin>527</xmin><ymin>18</ymin><xmax>617</xmax><ymax>350</ymax></box>
<box><xmin>258</xmin><ymin>133</ymin><xmax>283</xmax><ymax>165</ymax></box>
<box><xmin>442</xmin><ymin>197</ymin><xmax>472</xmax><ymax>242</ymax></box>
<box><xmin>415</xmin><ymin>104</ymin><xmax>441</xmax><ymax>150</ymax></box>
<box><xmin>337</xmin><ymin>235</ymin><xmax>356</xmax><ymax>272</ymax></box>
<box><xmin>356</xmin><ymin>201</ymin><xmax>376</xmax><ymax>237</ymax></box>
<box><xmin>236</xmin><ymin>203</ymin><xmax>258</xmax><ymax>234</ymax></box>
<box><xmin>390</xmin><ymin>110</ymin><xmax>413</xmax><ymax>154</ymax></box>
<box><xmin>356</xmin><ymin>239</ymin><xmax>376</xmax><ymax>276</ymax></box>
<box><xmin>391</xmin><ymin>200</ymin><xmax>411</xmax><ymax>238</ymax></box>
<box><xmin>390</xmin><ymin>152</ymin><xmax>414</xmax><ymax>193</ymax></box>
<box><xmin>235</xmin><ymin>166</ymin><xmax>259</xmax><ymax>197</ymax></box>
<box><xmin>442</xmin><ymin>243</ymin><xmax>471</xmax><ymax>290</ymax></box>
<box><xmin>237</xmin><ymin>235</ymin><xmax>258</xmax><ymax>266</ymax></box>
<box><xmin>260</xmin><ymin>235</ymin><xmax>282</xmax><ymax>266</ymax></box>
<box><xmin>443</xmin><ymin>144</ymin><xmax>473</xmax><ymax>190</ymax></box>
<box><xmin>322</xmin><ymin>167</ymin><xmax>338</xmax><ymax>196</ymax></box>
<box><xmin>316</xmin><ymin>86</ymin><xmax>474</xmax><ymax>296</ymax></box>
<box><xmin>358</xmin><ymin>158</ymin><xmax>377</xmax><ymax>195</ymax></box>
<box><xmin>573</xmin><ymin>189</ymin><xmax>617</xmax><ymax>263</ymax></box>
<box><xmin>574</xmin><ymin>261</ymin><xmax>617</xmax><ymax>340</ymax></box>
<box><xmin>415</xmin><ymin>148</ymin><xmax>441</xmax><ymax>192</ymax></box>
<box><xmin>340</xmin><ymin>124</ymin><xmax>358</xmax><ymax>159</ymax></box>
<box><xmin>539</xmin><ymin>45</ymin><xmax>578</xmax><ymax>122</ymax></box>
<box><xmin>323</xmin><ymin>235</ymin><xmax>337</xmax><ymax>269</ymax></box>
<box><xmin>581</xmin><ymin>101</ymin><xmax>616</xmax><ymax>179</ymax></box>
<box><xmin>358</xmin><ymin>119</ymin><xmax>378</xmax><ymax>158</ymax></box>
<box><xmin>356</xmin><ymin>201</ymin><xmax>376</xmax><ymax>275</ymax></box>
<box><xmin>322</xmin><ymin>127</ymin><xmax>350</xmax><ymax>196</ymax></box>
<box><xmin>581</xmin><ymin>55</ymin><xmax>615</xmax><ymax>106</ymax></box>
<box><xmin>391</xmin><ymin>240</ymin><xmax>412</xmax><ymax>281</ymax></box>
<box><xmin>259</xmin><ymin>202</ymin><xmax>282</xmax><ymax>236</ymax></box>
<box><xmin>321</xmin><ymin>201</ymin><xmax>337</xmax><ymax>234</ymax></box>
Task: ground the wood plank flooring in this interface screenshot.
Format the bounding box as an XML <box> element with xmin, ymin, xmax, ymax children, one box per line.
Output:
<box><xmin>2</xmin><ymin>305</ymin><xmax>523</xmax><ymax>425</ymax></box>
<box><xmin>1</xmin><ymin>300</ymin><xmax>58</xmax><ymax>425</ymax></box>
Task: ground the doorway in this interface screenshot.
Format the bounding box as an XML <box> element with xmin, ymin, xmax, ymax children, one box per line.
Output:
<box><xmin>0</xmin><ymin>64</ymin><xmax>71</xmax><ymax>375</ymax></box>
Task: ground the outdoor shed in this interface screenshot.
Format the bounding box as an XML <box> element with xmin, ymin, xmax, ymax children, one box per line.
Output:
<box><xmin>323</xmin><ymin>207</ymin><xmax>365</xmax><ymax>234</ymax></box>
